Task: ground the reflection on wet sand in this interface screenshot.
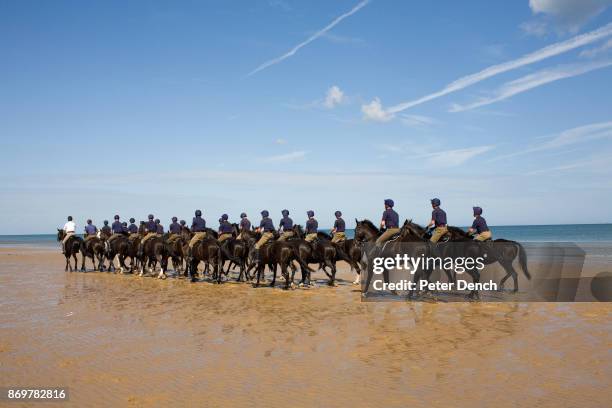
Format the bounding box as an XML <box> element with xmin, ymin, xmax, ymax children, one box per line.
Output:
<box><xmin>1</xmin><ymin>248</ymin><xmax>610</xmax><ymax>407</ymax></box>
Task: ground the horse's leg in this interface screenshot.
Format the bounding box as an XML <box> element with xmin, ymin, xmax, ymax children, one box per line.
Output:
<box><xmin>329</xmin><ymin>261</ymin><xmax>337</xmax><ymax>286</ymax></box>
<box><xmin>157</xmin><ymin>255</ymin><xmax>167</xmax><ymax>279</ymax></box>
<box><xmin>65</xmin><ymin>255</ymin><xmax>69</xmax><ymax>272</ymax></box>
<box><xmin>189</xmin><ymin>259</ymin><xmax>197</xmax><ymax>282</ymax></box>
<box><xmin>253</xmin><ymin>264</ymin><xmax>262</xmax><ymax>287</ymax></box>
<box><xmin>270</xmin><ymin>264</ymin><xmax>277</xmax><ymax>287</ymax></box>
<box><xmin>499</xmin><ymin>261</ymin><xmax>519</xmax><ymax>292</ymax></box>
<box><xmin>466</xmin><ymin>269</ymin><xmax>481</xmax><ymax>300</ymax></box>
<box><xmin>72</xmin><ymin>253</ymin><xmax>77</xmax><ymax>272</ymax></box>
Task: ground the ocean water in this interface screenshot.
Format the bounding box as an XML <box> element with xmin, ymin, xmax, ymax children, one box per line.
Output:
<box><xmin>1</xmin><ymin>224</ymin><xmax>612</xmax><ymax>248</ymax></box>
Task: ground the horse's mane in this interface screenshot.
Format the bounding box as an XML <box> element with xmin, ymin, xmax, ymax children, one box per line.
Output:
<box><xmin>448</xmin><ymin>225</ymin><xmax>470</xmax><ymax>238</ymax></box>
<box><xmin>317</xmin><ymin>231</ymin><xmax>332</xmax><ymax>240</ymax></box>
<box><xmin>358</xmin><ymin>219</ymin><xmax>379</xmax><ymax>232</ymax></box>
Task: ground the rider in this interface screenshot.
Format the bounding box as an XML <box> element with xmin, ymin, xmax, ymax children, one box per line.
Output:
<box><xmin>61</xmin><ymin>216</ymin><xmax>76</xmax><ymax>254</ymax></box>
<box><xmin>237</xmin><ymin>212</ymin><xmax>251</xmax><ymax>240</ymax></box>
<box><xmin>127</xmin><ymin>218</ymin><xmax>139</xmax><ymax>235</ymax></box>
<box><xmin>305</xmin><ymin>210</ymin><xmax>318</xmax><ymax>243</ymax></box>
<box><xmin>427</xmin><ymin>198</ymin><xmax>448</xmax><ymax>243</ymax></box>
<box><xmin>218</xmin><ymin>214</ymin><xmax>233</xmax><ymax>243</ymax></box>
<box><xmin>331</xmin><ymin>211</ymin><xmax>346</xmax><ymax>243</ymax></box>
<box><xmin>180</xmin><ymin>220</ymin><xmax>190</xmax><ymax>234</ymax></box>
<box><xmin>84</xmin><ymin>219</ymin><xmax>97</xmax><ymax>240</ymax></box>
<box><xmin>155</xmin><ymin>219</ymin><xmax>164</xmax><ymax>234</ymax></box>
<box><xmin>141</xmin><ymin>214</ymin><xmax>158</xmax><ymax>245</ymax></box>
<box><xmin>189</xmin><ymin>210</ymin><xmax>207</xmax><ymax>249</ymax></box>
<box><xmin>376</xmin><ymin>199</ymin><xmax>400</xmax><ymax>247</ymax></box>
<box><xmin>254</xmin><ymin>210</ymin><xmax>275</xmax><ymax>250</ymax></box>
<box><xmin>169</xmin><ymin>217</ymin><xmax>181</xmax><ymax>235</ymax></box>
<box><xmin>468</xmin><ymin>206</ymin><xmax>492</xmax><ymax>241</ymax></box>
<box><xmin>107</xmin><ymin>215</ymin><xmax>124</xmax><ymax>243</ymax></box>
<box><xmin>100</xmin><ymin>220</ymin><xmax>112</xmax><ymax>237</ymax></box>
<box><xmin>278</xmin><ymin>209</ymin><xmax>294</xmax><ymax>241</ymax></box>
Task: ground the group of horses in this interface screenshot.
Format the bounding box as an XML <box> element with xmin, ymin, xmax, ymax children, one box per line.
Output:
<box><xmin>57</xmin><ymin>218</ymin><xmax>530</xmax><ymax>299</ymax></box>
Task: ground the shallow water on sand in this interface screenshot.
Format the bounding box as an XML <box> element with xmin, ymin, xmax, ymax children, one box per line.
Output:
<box><xmin>0</xmin><ymin>248</ymin><xmax>610</xmax><ymax>407</ymax></box>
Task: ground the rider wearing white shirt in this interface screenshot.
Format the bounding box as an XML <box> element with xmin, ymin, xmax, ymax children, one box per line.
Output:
<box><xmin>62</xmin><ymin>216</ymin><xmax>76</xmax><ymax>254</ymax></box>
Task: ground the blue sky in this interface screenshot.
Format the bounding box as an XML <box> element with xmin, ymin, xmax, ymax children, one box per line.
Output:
<box><xmin>1</xmin><ymin>0</ymin><xmax>611</xmax><ymax>234</ymax></box>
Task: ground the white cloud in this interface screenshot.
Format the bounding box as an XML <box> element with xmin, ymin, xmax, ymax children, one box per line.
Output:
<box><xmin>400</xmin><ymin>114</ymin><xmax>438</xmax><ymax>128</ymax></box>
<box><xmin>528</xmin><ymin>0</ymin><xmax>611</xmax><ymax>33</ymax></box>
<box><xmin>361</xmin><ymin>97</ymin><xmax>394</xmax><ymax>121</ymax></box>
<box><xmin>449</xmin><ymin>60</ymin><xmax>612</xmax><ymax>112</ymax></box>
<box><xmin>275</xmin><ymin>138</ymin><xmax>287</xmax><ymax>145</ymax></box>
<box><xmin>580</xmin><ymin>38</ymin><xmax>612</xmax><ymax>57</ymax></box>
<box><xmin>247</xmin><ymin>0</ymin><xmax>369</xmax><ymax>76</ymax></box>
<box><xmin>260</xmin><ymin>150</ymin><xmax>308</xmax><ymax>163</ymax></box>
<box><xmin>520</xmin><ymin>20</ymin><xmax>549</xmax><ymax>37</ymax></box>
<box><xmin>491</xmin><ymin>121</ymin><xmax>612</xmax><ymax>161</ymax></box>
<box><xmin>424</xmin><ymin>146</ymin><xmax>494</xmax><ymax>167</ymax></box>
<box><xmin>323</xmin><ymin>85</ymin><xmax>345</xmax><ymax>108</ymax></box>
<box><xmin>361</xmin><ymin>22</ymin><xmax>612</xmax><ymax>118</ymax></box>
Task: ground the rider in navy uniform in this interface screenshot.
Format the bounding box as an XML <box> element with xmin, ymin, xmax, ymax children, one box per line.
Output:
<box><xmin>127</xmin><ymin>218</ymin><xmax>139</xmax><ymax>235</ymax></box>
<box><xmin>305</xmin><ymin>210</ymin><xmax>318</xmax><ymax>242</ymax></box>
<box><xmin>218</xmin><ymin>214</ymin><xmax>233</xmax><ymax>243</ymax></box>
<box><xmin>84</xmin><ymin>219</ymin><xmax>98</xmax><ymax>240</ymax></box>
<box><xmin>142</xmin><ymin>214</ymin><xmax>158</xmax><ymax>244</ymax></box>
<box><xmin>101</xmin><ymin>220</ymin><xmax>112</xmax><ymax>237</ymax></box>
<box><xmin>169</xmin><ymin>217</ymin><xmax>181</xmax><ymax>235</ymax></box>
<box><xmin>237</xmin><ymin>212</ymin><xmax>251</xmax><ymax>240</ymax></box>
<box><xmin>254</xmin><ymin>210</ymin><xmax>275</xmax><ymax>249</ymax></box>
<box><xmin>189</xmin><ymin>210</ymin><xmax>207</xmax><ymax>249</ymax></box>
<box><xmin>155</xmin><ymin>219</ymin><xmax>164</xmax><ymax>234</ymax></box>
<box><xmin>180</xmin><ymin>220</ymin><xmax>190</xmax><ymax>234</ymax></box>
<box><xmin>468</xmin><ymin>206</ymin><xmax>492</xmax><ymax>241</ymax></box>
<box><xmin>376</xmin><ymin>199</ymin><xmax>399</xmax><ymax>246</ymax></box>
<box><xmin>108</xmin><ymin>215</ymin><xmax>125</xmax><ymax>243</ymax></box>
<box><xmin>427</xmin><ymin>198</ymin><xmax>448</xmax><ymax>243</ymax></box>
<box><xmin>278</xmin><ymin>209</ymin><xmax>294</xmax><ymax>241</ymax></box>
<box><xmin>331</xmin><ymin>211</ymin><xmax>346</xmax><ymax>243</ymax></box>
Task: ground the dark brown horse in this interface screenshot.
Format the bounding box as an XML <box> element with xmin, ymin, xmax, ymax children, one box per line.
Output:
<box><xmin>355</xmin><ymin>219</ymin><xmax>432</xmax><ymax>297</ymax></box>
<box><xmin>81</xmin><ymin>235</ymin><xmax>107</xmax><ymax>271</ymax></box>
<box><xmin>137</xmin><ymin>235</ymin><xmax>169</xmax><ymax>279</ymax></box>
<box><xmin>164</xmin><ymin>233</ymin><xmax>188</xmax><ymax>276</ymax></box>
<box><xmin>188</xmin><ymin>238</ymin><xmax>222</xmax><ymax>283</ymax></box>
<box><xmin>403</xmin><ymin>220</ymin><xmax>530</xmax><ymax>296</ymax></box>
<box><xmin>56</xmin><ymin>229</ymin><xmax>83</xmax><ymax>272</ymax></box>
<box><xmin>289</xmin><ymin>225</ymin><xmax>338</xmax><ymax>286</ymax></box>
<box><xmin>104</xmin><ymin>234</ymin><xmax>131</xmax><ymax>273</ymax></box>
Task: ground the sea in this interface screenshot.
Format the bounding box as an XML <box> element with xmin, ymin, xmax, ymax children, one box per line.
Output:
<box><xmin>2</xmin><ymin>224</ymin><xmax>612</xmax><ymax>248</ymax></box>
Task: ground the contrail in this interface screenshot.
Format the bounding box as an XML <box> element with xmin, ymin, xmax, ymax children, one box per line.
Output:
<box><xmin>247</xmin><ymin>0</ymin><xmax>369</xmax><ymax>77</ymax></box>
<box><xmin>384</xmin><ymin>21</ymin><xmax>612</xmax><ymax>114</ymax></box>
<box><xmin>450</xmin><ymin>59</ymin><xmax>612</xmax><ymax>112</ymax></box>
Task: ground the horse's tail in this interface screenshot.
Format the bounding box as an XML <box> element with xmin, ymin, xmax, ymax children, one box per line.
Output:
<box><xmin>516</xmin><ymin>241</ymin><xmax>531</xmax><ymax>280</ymax></box>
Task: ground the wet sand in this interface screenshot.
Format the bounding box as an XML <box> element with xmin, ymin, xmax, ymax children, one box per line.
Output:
<box><xmin>1</xmin><ymin>248</ymin><xmax>611</xmax><ymax>407</ymax></box>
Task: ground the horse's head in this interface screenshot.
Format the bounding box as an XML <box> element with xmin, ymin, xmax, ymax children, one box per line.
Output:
<box><xmin>354</xmin><ymin>219</ymin><xmax>379</xmax><ymax>242</ymax></box>
<box><xmin>292</xmin><ymin>224</ymin><xmax>304</xmax><ymax>239</ymax></box>
<box><xmin>57</xmin><ymin>229</ymin><xmax>64</xmax><ymax>241</ymax></box>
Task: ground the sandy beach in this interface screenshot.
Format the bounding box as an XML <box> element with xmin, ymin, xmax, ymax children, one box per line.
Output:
<box><xmin>1</xmin><ymin>247</ymin><xmax>610</xmax><ymax>407</ymax></box>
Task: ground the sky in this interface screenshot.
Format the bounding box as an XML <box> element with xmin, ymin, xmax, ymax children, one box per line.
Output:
<box><xmin>1</xmin><ymin>0</ymin><xmax>611</xmax><ymax>234</ymax></box>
